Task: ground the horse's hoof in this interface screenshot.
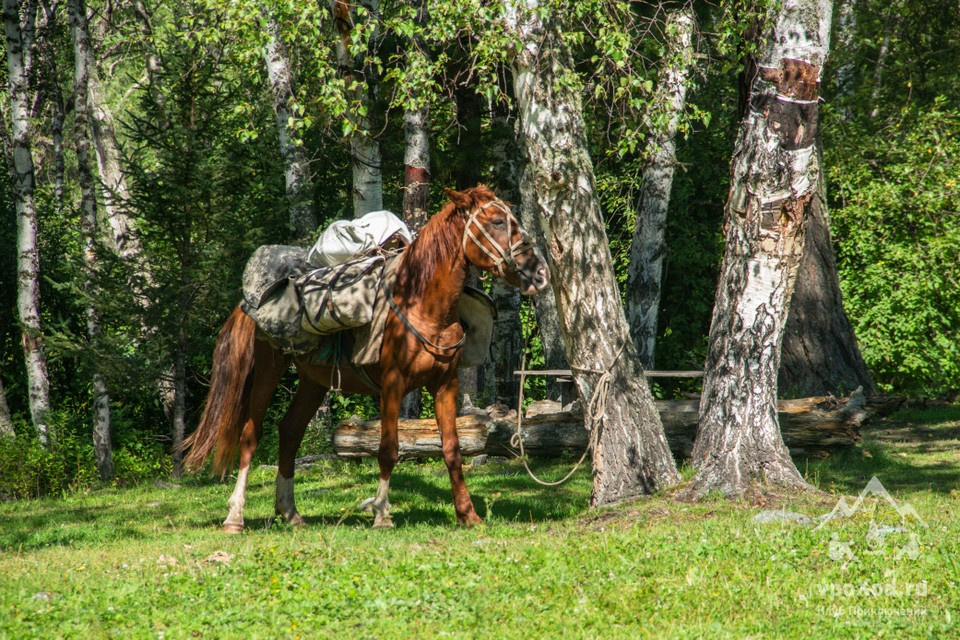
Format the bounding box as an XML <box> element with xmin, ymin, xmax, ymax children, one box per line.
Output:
<box><xmin>222</xmin><ymin>523</ymin><xmax>244</xmax><ymax>534</ymax></box>
<box><xmin>359</xmin><ymin>497</ymin><xmax>375</xmax><ymax>512</ymax></box>
<box><xmin>458</xmin><ymin>512</ymin><xmax>483</xmax><ymax>527</ymax></box>
<box><xmin>373</xmin><ymin>517</ymin><xmax>394</xmax><ymax>529</ymax></box>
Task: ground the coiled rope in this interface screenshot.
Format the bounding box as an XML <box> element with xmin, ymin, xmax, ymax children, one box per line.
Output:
<box><xmin>511</xmin><ymin>340</ymin><xmax>626</xmax><ymax>486</ymax></box>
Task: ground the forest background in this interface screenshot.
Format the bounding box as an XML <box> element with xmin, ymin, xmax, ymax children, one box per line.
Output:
<box><xmin>1</xmin><ymin>0</ymin><xmax>958</xmax><ymax>496</ymax></box>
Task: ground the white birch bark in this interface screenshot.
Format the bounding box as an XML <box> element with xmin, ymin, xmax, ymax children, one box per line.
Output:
<box><xmin>331</xmin><ymin>0</ymin><xmax>382</xmax><ymax>217</ymax></box>
<box><xmin>688</xmin><ymin>0</ymin><xmax>833</xmax><ymax>497</ymax></box>
<box><xmin>261</xmin><ymin>3</ymin><xmax>317</xmax><ymax>239</ymax></box>
<box><xmin>505</xmin><ymin>1</ymin><xmax>680</xmax><ymax>505</ymax></box>
<box><xmin>71</xmin><ymin>0</ymin><xmax>113</xmax><ymax>481</ymax></box>
<box><xmin>625</xmin><ymin>7</ymin><xmax>695</xmax><ymax>369</ymax></box>
<box><xmin>5</xmin><ymin>0</ymin><xmax>51</xmax><ymax>445</ymax></box>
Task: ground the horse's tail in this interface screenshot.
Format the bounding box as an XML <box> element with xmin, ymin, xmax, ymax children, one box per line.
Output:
<box><xmin>181</xmin><ymin>306</ymin><xmax>257</xmax><ymax>477</ymax></box>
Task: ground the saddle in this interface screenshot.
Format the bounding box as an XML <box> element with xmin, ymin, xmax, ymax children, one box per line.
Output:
<box><xmin>240</xmin><ymin>245</ymin><xmax>495</xmax><ymax>371</ymax></box>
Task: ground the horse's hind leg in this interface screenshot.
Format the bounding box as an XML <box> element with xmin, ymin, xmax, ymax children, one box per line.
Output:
<box><xmin>223</xmin><ymin>340</ymin><xmax>287</xmax><ymax>533</ymax></box>
<box><xmin>275</xmin><ymin>373</ymin><xmax>326</xmax><ymax>526</ymax></box>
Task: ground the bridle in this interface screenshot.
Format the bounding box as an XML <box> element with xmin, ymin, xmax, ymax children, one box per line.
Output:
<box><xmin>387</xmin><ymin>197</ymin><xmax>538</xmax><ymax>353</ymax></box>
<box><xmin>461</xmin><ymin>199</ymin><xmax>537</xmax><ymax>278</ymax></box>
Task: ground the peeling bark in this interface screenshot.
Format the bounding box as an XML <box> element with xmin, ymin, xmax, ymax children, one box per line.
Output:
<box><xmin>71</xmin><ymin>0</ymin><xmax>113</xmax><ymax>481</ymax></box>
<box><xmin>688</xmin><ymin>0</ymin><xmax>833</xmax><ymax>498</ymax></box>
<box><xmin>5</xmin><ymin>0</ymin><xmax>51</xmax><ymax>445</ymax></box>
<box><xmin>505</xmin><ymin>2</ymin><xmax>680</xmax><ymax>505</ymax></box>
<box><xmin>261</xmin><ymin>3</ymin><xmax>317</xmax><ymax>239</ymax></box>
<box><xmin>626</xmin><ymin>7</ymin><xmax>695</xmax><ymax>368</ymax></box>
<box><xmin>332</xmin><ymin>0</ymin><xmax>383</xmax><ymax>217</ymax></box>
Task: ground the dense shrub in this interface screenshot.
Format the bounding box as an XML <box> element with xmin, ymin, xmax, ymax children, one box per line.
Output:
<box><xmin>827</xmin><ymin>101</ymin><xmax>960</xmax><ymax>394</ymax></box>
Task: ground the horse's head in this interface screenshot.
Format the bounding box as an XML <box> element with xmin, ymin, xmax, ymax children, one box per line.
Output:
<box><xmin>446</xmin><ymin>186</ymin><xmax>550</xmax><ymax>296</ymax></box>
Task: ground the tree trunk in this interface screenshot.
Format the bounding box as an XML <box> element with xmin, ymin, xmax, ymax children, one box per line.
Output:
<box><xmin>77</xmin><ymin>0</ymin><xmax>178</xmax><ymax>428</ymax></box>
<box><xmin>868</xmin><ymin>33</ymin><xmax>889</xmax><ymax>119</ymax></box>
<box><xmin>83</xmin><ymin>9</ymin><xmax>149</xmax><ymax>266</ymax></box>
<box><xmin>505</xmin><ymin>2</ymin><xmax>680</xmax><ymax>506</ymax></box>
<box><xmin>453</xmin><ymin>79</ymin><xmax>482</xmax><ymax>190</ymax></box>
<box><xmin>518</xmin><ymin>144</ymin><xmax>568</xmax><ymax>402</ymax></box>
<box><xmin>331</xmin><ymin>0</ymin><xmax>383</xmax><ymax>217</ymax></box>
<box><xmin>779</xmin><ymin>164</ymin><xmax>876</xmax><ymax>397</ymax></box>
<box><xmin>400</xmin><ymin>23</ymin><xmax>430</xmax><ymax>418</ymax></box>
<box><xmin>0</xmin><ymin>378</ymin><xmax>14</xmax><ymax>438</ymax></box>
<box><xmin>71</xmin><ymin>0</ymin><xmax>113</xmax><ymax>482</ymax></box>
<box><xmin>688</xmin><ymin>0</ymin><xmax>833</xmax><ymax>498</ymax></box>
<box><xmin>5</xmin><ymin>0</ymin><xmax>51</xmax><ymax>445</ymax></box>
<box><xmin>171</xmin><ymin>324</ymin><xmax>187</xmax><ymax>478</ymax></box>
<box><xmin>625</xmin><ymin>7</ymin><xmax>695</xmax><ymax>369</ymax></box>
<box><xmin>485</xmin><ymin>108</ymin><xmax>524</xmax><ymax>407</ymax></box>
<box><xmin>260</xmin><ymin>3</ymin><xmax>317</xmax><ymax>239</ymax></box>
<box><xmin>39</xmin><ymin>1</ymin><xmax>64</xmax><ymax>210</ymax></box>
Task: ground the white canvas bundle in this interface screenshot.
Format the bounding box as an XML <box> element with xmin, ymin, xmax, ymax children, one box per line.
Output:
<box><xmin>307</xmin><ymin>210</ymin><xmax>414</xmax><ymax>267</ymax></box>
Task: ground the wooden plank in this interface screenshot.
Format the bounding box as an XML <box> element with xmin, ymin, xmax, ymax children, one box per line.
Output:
<box><xmin>514</xmin><ymin>369</ymin><xmax>703</xmax><ymax>378</ymax></box>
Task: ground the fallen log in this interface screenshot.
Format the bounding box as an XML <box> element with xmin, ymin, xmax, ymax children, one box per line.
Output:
<box><xmin>332</xmin><ymin>389</ymin><xmax>895</xmax><ymax>460</ymax></box>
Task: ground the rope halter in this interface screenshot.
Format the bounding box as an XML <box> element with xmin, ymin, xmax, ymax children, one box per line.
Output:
<box><xmin>461</xmin><ymin>199</ymin><xmax>536</xmax><ymax>278</ymax></box>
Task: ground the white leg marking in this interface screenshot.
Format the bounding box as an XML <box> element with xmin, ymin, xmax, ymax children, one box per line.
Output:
<box><xmin>360</xmin><ymin>477</ymin><xmax>393</xmax><ymax>528</ymax></box>
<box><xmin>274</xmin><ymin>474</ymin><xmax>305</xmax><ymax>526</ymax></box>
<box><xmin>223</xmin><ymin>465</ymin><xmax>249</xmax><ymax>533</ymax></box>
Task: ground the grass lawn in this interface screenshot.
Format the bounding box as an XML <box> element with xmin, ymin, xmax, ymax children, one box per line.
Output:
<box><xmin>3</xmin><ymin>408</ymin><xmax>960</xmax><ymax>639</ymax></box>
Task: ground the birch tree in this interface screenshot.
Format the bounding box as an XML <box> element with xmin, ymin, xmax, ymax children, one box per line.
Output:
<box><xmin>625</xmin><ymin>6</ymin><xmax>695</xmax><ymax>368</ymax></box>
<box><xmin>4</xmin><ymin>0</ymin><xmax>51</xmax><ymax>445</ymax></box>
<box><xmin>399</xmin><ymin>0</ymin><xmax>430</xmax><ymax>417</ymax></box>
<box><xmin>260</xmin><ymin>2</ymin><xmax>317</xmax><ymax>239</ymax></box>
<box><xmin>505</xmin><ymin>1</ymin><xmax>680</xmax><ymax>505</ymax></box>
<box><xmin>688</xmin><ymin>0</ymin><xmax>832</xmax><ymax>497</ymax></box>
<box><xmin>70</xmin><ymin>0</ymin><xmax>113</xmax><ymax>481</ymax></box>
<box><xmin>331</xmin><ymin>0</ymin><xmax>383</xmax><ymax>217</ymax></box>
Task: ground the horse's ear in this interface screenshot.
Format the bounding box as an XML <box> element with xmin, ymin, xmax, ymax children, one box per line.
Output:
<box><xmin>444</xmin><ymin>187</ymin><xmax>472</xmax><ymax>210</ymax></box>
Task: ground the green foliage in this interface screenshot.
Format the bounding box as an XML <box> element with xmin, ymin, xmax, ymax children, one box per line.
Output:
<box><xmin>827</xmin><ymin>102</ymin><xmax>960</xmax><ymax>394</ymax></box>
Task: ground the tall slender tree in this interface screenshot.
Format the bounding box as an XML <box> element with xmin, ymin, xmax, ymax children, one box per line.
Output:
<box><xmin>4</xmin><ymin>0</ymin><xmax>51</xmax><ymax>445</ymax></box>
<box><xmin>331</xmin><ymin>0</ymin><xmax>383</xmax><ymax>217</ymax></box>
<box><xmin>399</xmin><ymin>0</ymin><xmax>430</xmax><ymax>418</ymax></box>
<box><xmin>688</xmin><ymin>0</ymin><xmax>833</xmax><ymax>497</ymax></box>
<box><xmin>505</xmin><ymin>1</ymin><xmax>680</xmax><ymax>505</ymax></box>
<box><xmin>70</xmin><ymin>0</ymin><xmax>114</xmax><ymax>481</ymax></box>
<box><xmin>260</xmin><ymin>1</ymin><xmax>317</xmax><ymax>239</ymax></box>
<box><xmin>625</xmin><ymin>6</ymin><xmax>696</xmax><ymax>368</ymax></box>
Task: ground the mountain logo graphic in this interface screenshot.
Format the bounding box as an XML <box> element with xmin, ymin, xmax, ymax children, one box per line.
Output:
<box><xmin>816</xmin><ymin>476</ymin><xmax>926</xmax><ymax>562</ymax></box>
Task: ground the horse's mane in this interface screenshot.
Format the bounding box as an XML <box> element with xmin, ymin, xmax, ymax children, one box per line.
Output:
<box><xmin>395</xmin><ymin>186</ymin><xmax>496</xmax><ymax>299</ymax></box>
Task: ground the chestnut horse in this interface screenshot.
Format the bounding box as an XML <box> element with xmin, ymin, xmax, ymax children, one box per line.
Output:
<box><xmin>182</xmin><ymin>186</ymin><xmax>549</xmax><ymax>531</ymax></box>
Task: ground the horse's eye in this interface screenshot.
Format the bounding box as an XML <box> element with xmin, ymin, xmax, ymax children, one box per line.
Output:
<box><xmin>492</xmin><ymin>219</ymin><xmax>506</xmax><ymax>228</ymax></box>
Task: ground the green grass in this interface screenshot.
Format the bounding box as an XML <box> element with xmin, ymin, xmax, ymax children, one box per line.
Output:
<box><xmin>3</xmin><ymin>410</ymin><xmax>960</xmax><ymax>639</ymax></box>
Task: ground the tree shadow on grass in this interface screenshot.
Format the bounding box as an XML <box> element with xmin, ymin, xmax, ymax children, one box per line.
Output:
<box><xmin>799</xmin><ymin>418</ymin><xmax>960</xmax><ymax>495</ymax></box>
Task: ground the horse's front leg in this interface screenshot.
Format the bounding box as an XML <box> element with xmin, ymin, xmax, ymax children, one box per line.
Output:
<box><xmin>361</xmin><ymin>370</ymin><xmax>402</xmax><ymax>528</ymax></box>
<box><xmin>434</xmin><ymin>376</ymin><xmax>482</xmax><ymax>526</ymax></box>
